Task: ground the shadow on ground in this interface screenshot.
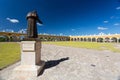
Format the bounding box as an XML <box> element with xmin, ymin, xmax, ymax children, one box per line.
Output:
<box><xmin>38</xmin><ymin>57</ymin><xmax>69</xmax><ymax>76</ymax></box>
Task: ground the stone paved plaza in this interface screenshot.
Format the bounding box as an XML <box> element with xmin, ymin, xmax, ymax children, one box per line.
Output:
<box><xmin>1</xmin><ymin>44</ymin><xmax>120</xmax><ymax>80</ymax></box>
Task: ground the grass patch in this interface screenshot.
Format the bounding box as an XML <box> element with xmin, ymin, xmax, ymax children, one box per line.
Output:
<box><xmin>43</xmin><ymin>41</ymin><xmax>120</xmax><ymax>53</ymax></box>
<box><xmin>0</xmin><ymin>42</ymin><xmax>20</xmax><ymax>69</ymax></box>
<box><xmin>0</xmin><ymin>41</ymin><xmax>120</xmax><ymax>69</ymax></box>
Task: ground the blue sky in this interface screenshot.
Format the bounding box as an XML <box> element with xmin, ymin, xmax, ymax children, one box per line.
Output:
<box><xmin>0</xmin><ymin>0</ymin><xmax>120</xmax><ymax>36</ymax></box>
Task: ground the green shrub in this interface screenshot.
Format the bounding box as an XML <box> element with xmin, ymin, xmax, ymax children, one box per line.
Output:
<box><xmin>0</xmin><ymin>37</ymin><xmax>6</xmax><ymax>42</ymax></box>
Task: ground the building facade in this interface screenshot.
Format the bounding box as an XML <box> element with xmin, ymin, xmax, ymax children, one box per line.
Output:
<box><xmin>0</xmin><ymin>32</ymin><xmax>120</xmax><ymax>43</ymax></box>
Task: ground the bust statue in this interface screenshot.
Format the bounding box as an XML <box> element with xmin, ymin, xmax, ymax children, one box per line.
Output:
<box><xmin>26</xmin><ymin>11</ymin><xmax>43</xmax><ymax>38</ymax></box>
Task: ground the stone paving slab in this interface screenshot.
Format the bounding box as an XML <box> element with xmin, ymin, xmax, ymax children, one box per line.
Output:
<box><xmin>1</xmin><ymin>44</ymin><xmax>120</xmax><ymax>80</ymax></box>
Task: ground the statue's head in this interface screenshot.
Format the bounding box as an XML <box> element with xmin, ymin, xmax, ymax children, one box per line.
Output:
<box><xmin>26</xmin><ymin>10</ymin><xmax>38</xmax><ymax>19</ymax></box>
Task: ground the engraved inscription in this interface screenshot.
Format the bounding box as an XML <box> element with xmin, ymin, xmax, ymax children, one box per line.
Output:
<box><xmin>22</xmin><ymin>43</ymin><xmax>35</xmax><ymax>51</ymax></box>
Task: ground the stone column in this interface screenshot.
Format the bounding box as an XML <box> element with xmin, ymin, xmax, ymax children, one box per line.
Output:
<box><xmin>117</xmin><ymin>38</ymin><xmax>119</xmax><ymax>43</ymax></box>
<box><xmin>103</xmin><ymin>38</ymin><xmax>105</xmax><ymax>43</ymax></box>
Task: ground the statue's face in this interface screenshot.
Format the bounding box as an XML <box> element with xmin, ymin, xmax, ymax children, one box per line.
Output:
<box><xmin>31</xmin><ymin>13</ymin><xmax>37</xmax><ymax>17</ymax></box>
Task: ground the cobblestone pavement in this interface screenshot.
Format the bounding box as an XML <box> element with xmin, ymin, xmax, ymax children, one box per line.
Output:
<box><xmin>1</xmin><ymin>44</ymin><xmax>120</xmax><ymax>80</ymax></box>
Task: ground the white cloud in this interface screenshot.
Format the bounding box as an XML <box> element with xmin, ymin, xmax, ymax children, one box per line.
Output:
<box><xmin>116</xmin><ymin>7</ymin><xmax>120</xmax><ymax>10</ymax></box>
<box><xmin>98</xmin><ymin>27</ymin><xmax>108</xmax><ymax>30</ymax></box>
<box><xmin>1</xmin><ymin>29</ymin><xmax>14</xmax><ymax>32</ymax></box>
<box><xmin>1</xmin><ymin>30</ymin><xmax>5</xmax><ymax>32</ymax></box>
<box><xmin>98</xmin><ymin>32</ymin><xmax>106</xmax><ymax>35</ymax></box>
<box><xmin>60</xmin><ymin>33</ymin><xmax>63</xmax><ymax>36</ymax></box>
<box><xmin>6</xmin><ymin>18</ymin><xmax>19</xmax><ymax>23</ymax></box>
<box><xmin>71</xmin><ymin>29</ymin><xmax>75</xmax><ymax>31</ymax></box>
<box><xmin>103</xmin><ymin>20</ymin><xmax>109</xmax><ymax>23</ymax></box>
<box><xmin>18</xmin><ymin>29</ymin><xmax>27</xmax><ymax>33</ymax></box>
<box><xmin>37</xmin><ymin>23</ymin><xmax>43</xmax><ymax>26</ymax></box>
<box><xmin>114</xmin><ymin>23</ymin><xmax>120</xmax><ymax>26</ymax></box>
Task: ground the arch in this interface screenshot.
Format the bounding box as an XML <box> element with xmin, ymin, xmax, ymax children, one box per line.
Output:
<box><xmin>88</xmin><ymin>38</ymin><xmax>91</xmax><ymax>42</ymax></box>
<box><xmin>62</xmin><ymin>38</ymin><xmax>66</xmax><ymax>41</ymax></box>
<box><xmin>9</xmin><ymin>35</ymin><xmax>18</xmax><ymax>42</ymax></box>
<box><xmin>0</xmin><ymin>35</ymin><xmax>9</xmax><ymax>42</ymax></box>
<box><xmin>55</xmin><ymin>37</ymin><xmax>59</xmax><ymax>41</ymax></box>
<box><xmin>50</xmin><ymin>37</ymin><xmax>55</xmax><ymax>41</ymax></box>
<box><xmin>49</xmin><ymin>37</ymin><xmax>53</xmax><ymax>41</ymax></box>
<box><xmin>63</xmin><ymin>38</ymin><xmax>67</xmax><ymax>41</ymax></box>
<box><xmin>54</xmin><ymin>37</ymin><xmax>57</xmax><ymax>41</ymax></box>
<box><xmin>74</xmin><ymin>38</ymin><xmax>77</xmax><ymax>41</ymax></box>
<box><xmin>77</xmin><ymin>38</ymin><xmax>80</xmax><ymax>41</ymax></box>
<box><xmin>66</xmin><ymin>37</ymin><xmax>70</xmax><ymax>41</ymax></box>
<box><xmin>80</xmin><ymin>38</ymin><xmax>83</xmax><ymax>41</ymax></box>
<box><xmin>92</xmin><ymin>38</ymin><xmax>96</xmax><ymax>42</ymax></box>
<box><xmin>58</xmin><ymin>38</ymin><xmax>62</xmax><ymax>41</ymax></box>
<box><xmin>105</xmin><ymin>37</ymin><xmax>110</xmax><ymax>42</ymax></box>
<box><xmin>71</xmin><ymin>38</ymin><xmax>73</xmax><ymax>41</ymax></box>
<box><xmin>47</xmin><ymin>37</ymin><xmax>51</xmax><ymax>41</ymax></box>
<box><xmin>61</xmin><ymin>38</ymin><xmax>64</xmax><ymax>41</ymax></box>
<box><xmin>84</xmin><ymin>38</ymin><xmax>87</xmax><ymax>42</ymax></box>
<box><xmin>44</xmin><ymin>37</ymin><xmax>48</xmax><ymax>41</ymax></box>
<box><xmin>97</xmin><ymin>38</ymin><xmax>103</xmax><ymax>42</ymax></box>
<box><xmin>41</xmin><ymin>37</ymin><xmax>46</xmax><ymax>41</ymax></box>
<box><xmin>111</xmin><ymin>37</ymin><xmax>117</xmax><ymax>43</ymax></box>
<box><xmin>19</xmin><ymin>35</ymin><xmax>25</xmax><ymax>41</ymax></box>
<box><xmin>39</xmin><ymin>37</ymin><xmax>43</xmax><ymax>41</ymax></box>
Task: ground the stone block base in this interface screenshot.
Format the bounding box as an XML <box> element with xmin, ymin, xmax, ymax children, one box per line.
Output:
<box><xmin>9</xmin><ymin>61</ymin><xmax>45</xmax><ymax>80</ymax></box>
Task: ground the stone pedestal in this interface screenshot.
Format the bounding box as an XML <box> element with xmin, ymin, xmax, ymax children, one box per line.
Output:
<box><xmin>9</xmin><ymin>41</ymin><xmax>45</xmax><ymax>80</ymax></box>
